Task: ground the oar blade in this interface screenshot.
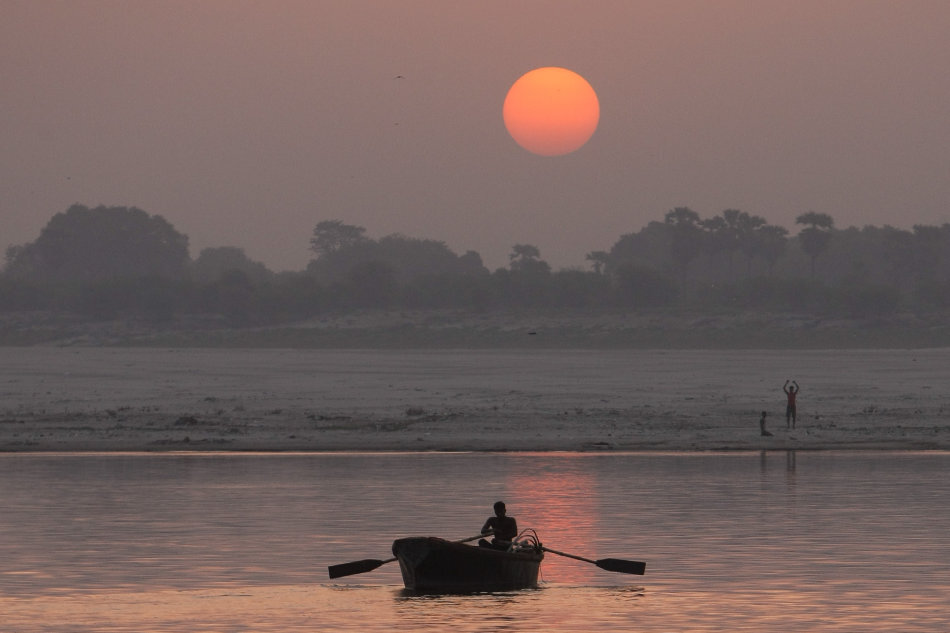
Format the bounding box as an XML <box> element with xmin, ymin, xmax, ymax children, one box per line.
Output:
<box><xmin>328</xmin><ymin>558</ymin><xmax>388</xmax><ymax>579</ymax></box>
<box><xmin>596</xmin><ymin>558</ymin><xmax>646</xmax><ymax>575</ymax></box>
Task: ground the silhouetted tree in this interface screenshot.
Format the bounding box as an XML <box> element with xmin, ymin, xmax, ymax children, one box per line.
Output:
<box><xmin>705</xmin><ymin>209</ymin><xmax>768</xmax><ymax>278</ymax></box>
<box><xmin>509</xmin><ymin>244</ymin><xmax>551</xmax><ymax>275</ymax></box>
<box><xmin>265</xmin><ymin>271</ymin><xmax>332</xmax><ymax>319</ymax></box>
<box><xmin>585</xmin><ymin>250</ymin><xmax>610</xmax><ymax>274</ymax></box>
<box><xmin>880</xmin><ymin>226</ymin><xmax>917</xmax><ymax>285</ymax></box>
<box><xmin>754</xmin><ymin>225</ymin><xmax>789</xmax><ymax>276</ymax></box>
<box><xmin>796</xmin><ymin>211</ymin><xmax>835</xmax><ymax>279</ymax></box>
<box><xmin>3</xmin><ymin>245</ymin><xmax>24</xmax><ymax>273</ymax></box>
<box><xmin>735</xmin><ymin>213</ymin><xmax>767</xmax><ymax>276</ymax></box>
<box><xmin>836</xmin><ymin>282</ymin><xmax>901</xmax><ymax>317</ymax></box>
<box><xmin>4</xmin><ymin>204</ymin><xmax>189</xmax><ymax>281</ymax></box>
<box><xmin>403</xmin><ymin>272</ymin><xmax>491</xmax><ymax>309</ymax></box>
<box><xmin>613</xmin><ymin>263</ymin><xmax>677</xmax><ymax>307</ymax></box>
<box><xmin>191</xmin><ymin>247</ymin><xmax>272</xmax><ymax>284</ymax></box>
<box><xmin>374</xmin><ymin>235</ymin><xmax>486</xmax><ymax>282</ymax></box>
<box><xmin>309</xmin><ymin>220</ymin><xmax>368</xmax><ymax>259</ymax></box>
<box><xmin>16</xmin><ymin>202</ymin><xmax>950</xmax><ymax>323</ymax></box>
<box><xmin>74</xmin><ymin>276</ymin><xmax>184</xmax><ymax>321</ymax></box>
<box><xmin>664</xmin><ymin>207</ymin><xmax>703</xmax><ymax>287</ymax></box>
<box><xmin>458</xmin><ymin>250</ymin><xmax>486</xmax><ymax>272</ymax></box>
<box><xmin>345</xmin><ymin>260</ymin><xmax>397</xmax><ymax>307</ymax></box>
<box><xmin>910</xmin><ymin>224</ymin><xmax>945</xmax><ymax>283</ymax></box>
<box><xmin>552</xmin><ymin>269</ymin><xmax>610</xmax><ymax>307</ymax></box>
<box><xmin>197</xmin><ymin>270</ymin><xmax>261</xmax><ymax>323</ymax></box>
<box><xmin>0</xmin><ymin>277</ymin><xmax>46</xmax><ymax>311</ymax></box>
<box><xmin>608</xmin><ymin>221</ymin><xmax>671</xmax><ymax>274</ymax></box>
<box><xmin>702</xmin><ymin>215</ymin><xmax>729</xmax><ymax>271</ymax></box>
<box><xmin>308</xmin><ymin>233</ymin><xmax>486</xmax><ymax>284</ymax></box>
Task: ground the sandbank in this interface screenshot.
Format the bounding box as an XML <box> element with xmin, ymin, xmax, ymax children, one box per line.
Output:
<box><xmin>2</xmin><ymin>347</ymin><xmax>949</xmax><ymax>452</ymax></box>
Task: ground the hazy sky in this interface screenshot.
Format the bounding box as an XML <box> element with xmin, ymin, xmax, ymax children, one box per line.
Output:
<box><xmin>3</xmin><ymin>1</ymin><xmax>949</xmax><ymax>272</ymax></box>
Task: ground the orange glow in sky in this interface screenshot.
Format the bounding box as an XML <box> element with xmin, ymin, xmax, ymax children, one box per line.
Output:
<box><xmin>503</xmin><ymin>67</ymin><xmax>600</xmax><ymax>157</ymax></box>
<box><xmin>5</xmin><ymin>3</ymin><xmax>950</xmax><ymax>271</ymax></box>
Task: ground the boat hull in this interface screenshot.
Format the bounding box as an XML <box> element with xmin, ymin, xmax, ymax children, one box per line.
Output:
<box><xmin>392</xmin><ymin>537</ymin><xmax>543</xmax><ymax>592</ymax></box>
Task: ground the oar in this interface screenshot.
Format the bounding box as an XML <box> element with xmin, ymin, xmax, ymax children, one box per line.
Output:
<box><xmin>327</xmin><ymin>556</ymin><xmax>396</xmax><ymax>579</ymax></box>
<box><xmin>541</xmin><ymin>546</ymin><xmax>646</xmax><ymax>575</ymax></box>
<box><xmin>328</xmin><ymin>533</ymin><xmax>488</xmax><ymax>579</ymax></box>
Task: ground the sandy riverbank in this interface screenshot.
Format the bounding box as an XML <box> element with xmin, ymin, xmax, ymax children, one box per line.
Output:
<box><xmin>2</xmin><ymin>347</ymin><xmax>949</xmax><ymax>452</ymax></box>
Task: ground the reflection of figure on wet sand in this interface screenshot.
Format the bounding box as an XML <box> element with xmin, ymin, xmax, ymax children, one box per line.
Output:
<box><xmin>759</xmin><ymin>411</ymin><xmax>772</xmax><ymax>436</ymax></box>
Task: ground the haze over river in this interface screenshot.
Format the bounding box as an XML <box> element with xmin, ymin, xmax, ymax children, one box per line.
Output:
<box><xmin>1</xmin><ymin>451</ymin><xmax>947</xmax><ymax>632</ymax></box>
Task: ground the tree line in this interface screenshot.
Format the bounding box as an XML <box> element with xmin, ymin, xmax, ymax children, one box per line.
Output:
<box><xmin>4</xmin><ymin>203</ymin><xmax>950</xmax><ymax>323</ymax></box>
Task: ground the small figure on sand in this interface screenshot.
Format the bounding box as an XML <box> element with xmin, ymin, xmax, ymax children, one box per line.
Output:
<box><xmin>759</xmin><ymin>410</ymin><xmax>772</xmax><ymax>436</ymax></box>
<box><xmin>480</xmin><ymin>501</ymin><xmax>518</xmax><ymax>550</ymax></box>
<box><xmin>783</xmin><ymin>380</ymin><xmax>800</xmax><ymax>429</ymax></box>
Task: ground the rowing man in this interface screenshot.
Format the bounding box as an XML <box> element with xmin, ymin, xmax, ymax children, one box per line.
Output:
<box><xmin>480</xmin><ymin>501</ymin><xmax>518</xmax><ymax>550</ymax></box>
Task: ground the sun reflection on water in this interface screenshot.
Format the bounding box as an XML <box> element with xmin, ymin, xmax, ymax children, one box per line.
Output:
<box><xmin>508</xmin><ymin>458</ymin><xmax>601</xmax><ymax>584</ymax></box>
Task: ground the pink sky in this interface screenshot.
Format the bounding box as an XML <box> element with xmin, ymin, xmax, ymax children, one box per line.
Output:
<box><xmin>3</xmin><ymin>1</ymin><xmax>949</xmax><ymax>271</ymax></box>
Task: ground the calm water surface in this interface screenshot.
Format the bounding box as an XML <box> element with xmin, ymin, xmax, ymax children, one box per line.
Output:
<box><xmin>1</xmin><ymin>452</ymin><xmax>947</xmax><ymax>632</ymax></box>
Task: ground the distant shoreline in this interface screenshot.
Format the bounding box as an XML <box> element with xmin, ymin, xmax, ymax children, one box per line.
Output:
<box><xmin>5</xmin><ymin>309</ymin><xmax>950</xmax><ymax>349</ymax></box>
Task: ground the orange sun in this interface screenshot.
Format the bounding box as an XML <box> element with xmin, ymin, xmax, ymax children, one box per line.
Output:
<box><xmin>503</xmin><ymin>67</ymin><xmax>600</xmax><ymax>156</ymax></box>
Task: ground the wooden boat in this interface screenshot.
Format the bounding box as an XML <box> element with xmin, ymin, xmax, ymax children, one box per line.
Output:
<box><xmin>392</xmin><ymin>536</ymin><xmax>543</xmax><ymax>592</ymax></box>
<box><xmin>328</xmin><ymin>530</ymin><xmax>643</xmax><ymax>587</ymax></box>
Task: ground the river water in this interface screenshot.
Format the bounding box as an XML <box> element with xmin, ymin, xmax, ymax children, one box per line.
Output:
<box><xmin>1</xmin><ymin>451</ymin><xmax>947</xmax><ymax>632</ymax></box>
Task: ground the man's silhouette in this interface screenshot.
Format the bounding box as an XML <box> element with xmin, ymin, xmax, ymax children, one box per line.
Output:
<box><xmin>480</xmin><ymin>501</ymin><xmax>517</xmax><ymax>550</ymax></box>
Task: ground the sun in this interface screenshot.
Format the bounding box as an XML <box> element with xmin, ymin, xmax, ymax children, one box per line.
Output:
<box><xmin>503</xmin><ymin>67</ymin><xmax>600</xmax><ymax>157</ymax></box>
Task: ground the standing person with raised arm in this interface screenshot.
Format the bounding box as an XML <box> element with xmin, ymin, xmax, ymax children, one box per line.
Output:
<box><xmin>783</xmin><ymin>380</ymin><xmax>800</xmax><ymax>429</ymax></box>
